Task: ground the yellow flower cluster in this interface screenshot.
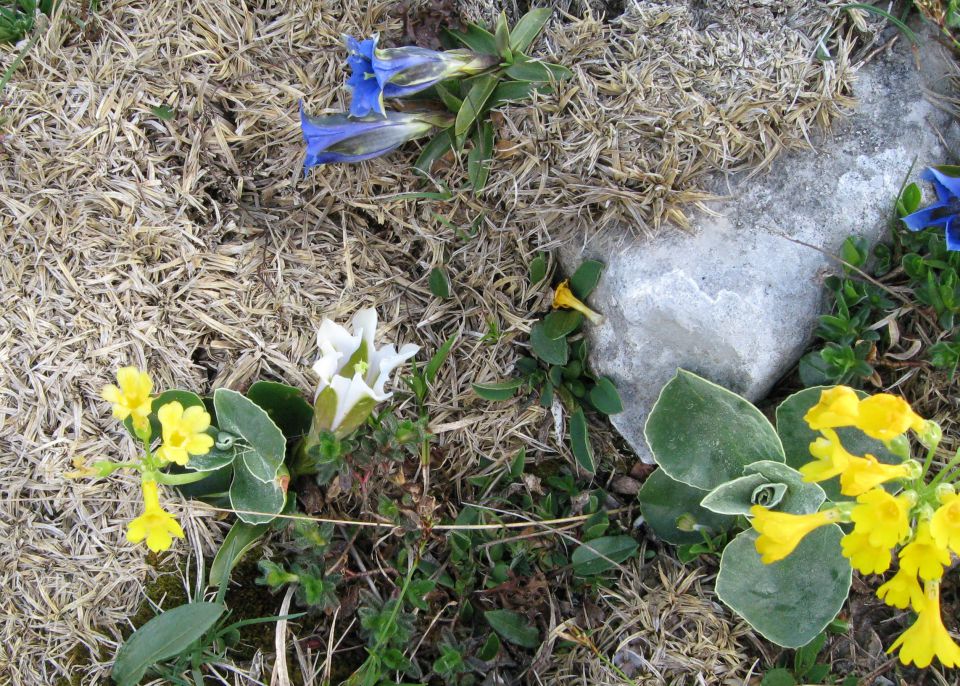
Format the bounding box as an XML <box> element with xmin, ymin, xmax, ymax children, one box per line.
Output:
<box><xmin>750</xmin><ymin>386</ymin><xmax>960</xmax><ymax>668</ymax></box>
<box><xmin>95</xmin><ymin>367</ymin><xmax>215</xmax><ymax>552</ymax></box>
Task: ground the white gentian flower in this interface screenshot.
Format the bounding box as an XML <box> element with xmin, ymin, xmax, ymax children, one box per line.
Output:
<box><xmin>311</xmin><ymin>308</ymin><xmax>419</xmax><ymax>436</ymax></box>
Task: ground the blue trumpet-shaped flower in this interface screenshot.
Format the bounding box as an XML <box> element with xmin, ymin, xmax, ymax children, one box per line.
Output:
<box><xmin>902</xmin><ymin>167</ymin><xmax>960</xmax><ymax>251</ymax></box>
<box><xmin>300</xmin><ymin>103</ymin><xmax>452</xmax><ymax>169</ymax></box>
<box><xmin>345</xmin><ymin>34</ymin><xmax>498</xmax><ymax>118</ymax></box>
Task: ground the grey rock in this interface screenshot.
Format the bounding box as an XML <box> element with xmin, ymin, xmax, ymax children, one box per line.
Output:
<box><xmin>563</xmin><ymin>31</ymin><xmax>959</xmax><ymax>463</ymax></box>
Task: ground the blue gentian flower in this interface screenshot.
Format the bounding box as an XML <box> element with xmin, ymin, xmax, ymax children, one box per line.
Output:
<box><xmin>902</xmin><ymin>167</ymin><xmax>960</xmax><ymax>251</ymax></box>
<box><xmin>300</xmin><ymin>102</ymin><xmax>452</xmax><ymax>169</ymax></box>
<box><xmin>344</xmin><ymin>34</ymin><xmax>498</xmax><ymax>118</ymax></box>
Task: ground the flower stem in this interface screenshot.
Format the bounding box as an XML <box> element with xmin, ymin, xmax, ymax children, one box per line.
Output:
<box><xmin>929</xmin><ymin>449</ymin><xmax>960</xmax><ymax>488</ymax></box>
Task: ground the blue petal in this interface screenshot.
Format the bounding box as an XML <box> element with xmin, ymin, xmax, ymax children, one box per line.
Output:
<box><xmin>383</xmin><ymin>80</ymin><xmax>443</xmax><ymax>99</ymax></box>
<box><xmin>922</xmin><ymin>167</ymin><xmax>960</xmax><ymax>201</ymax></box>
<box><xmin>947</xmin><ymin>216</ymin><xmax>960</xmax><ymax>251</ymax></box>
<box><xmin>371</xmin><ymin>47</ymin><xmax>443</xmax><ymax>88</ymax></box>
<box><xmin>901</xmin><ymin>202</ymin><xmax>949</xmax><ymax>232</ymax></box>
<box><xmin>348</xmin><ymin>77</ymin><xmax>384</xmax><ymax>117</ymax></box>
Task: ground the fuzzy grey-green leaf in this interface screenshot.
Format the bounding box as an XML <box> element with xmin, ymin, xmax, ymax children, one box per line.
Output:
<box><xmin>645</xmin><ymin>370</ymin><xmax>784</xmax><ymax>490</ymax></box>
<box><xmin>637</xmin><ymin>468</ymin><xmax>734</xmax><ymax>544</ymax></box>
<box><xmin>716</xmin><ymin>527</ymin><xmax>851</xmax><ymax>648</ymax></box>
<box><xmin>229</xmin><ymin>460</ymin><xmax>285</xmax><ymax>525</ymax></box>
<box><xmin>214</xmin><ymin>389</ymin><xmax>285</xmax><ymax>483</ymax></box>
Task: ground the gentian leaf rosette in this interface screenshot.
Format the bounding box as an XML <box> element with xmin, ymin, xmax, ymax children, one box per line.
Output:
<box><xmin>301</xmin><ymin>104</ymin><xmax>453</xmax><ymax>169</ymax></box>
<box><xmin>344</xmin><ymin>34</ymin><xmax>499</xmax><ymax>117</ymax></box>
<box><xmin>902</xmin><ymin>166</ymin><xmax>960</xmax><ymax>251</ymax></box>
<box><xmin>311</xmin><ymin>308</ymin><xmax>419</xmax><ymax>438</ymax></box>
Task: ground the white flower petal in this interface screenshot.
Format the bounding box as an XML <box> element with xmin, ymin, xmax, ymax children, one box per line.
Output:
<box><xmin>329</xmin><ymin>372</ymin><xmax>386</xmax><ymax>432</ymax></box>
<box><xmin>368</xmin><ymin>343</ymin><xmax>420</xmax><ymax>397</ymax></box>
<box><xmin>351</xmin><ymin>308</ymin><xmax>378</xmax><ymax>357</ymax></box>
<box><xmin>316</xmin><ymin>318</ymin><xmax>362</xmax><ymax>368</ymax></box>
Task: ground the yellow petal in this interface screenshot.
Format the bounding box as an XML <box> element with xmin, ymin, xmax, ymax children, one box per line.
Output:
<box><xmin>185</xmin><ymin>433</ymin><xmax>214</xmax><ymax>455</ymax></box>
<box><xmin>157</xmin><ymin>401</ymin><xmax>184</xmax><ymax>430</ymax></box>
<box><xmin>180</xmin><ymin>405</ymin><xmax>211</xmax><ymax>435</ymax></box>
<box><xmin>101</xmin><ymin>384</ymin><xmax>122</xmax><ymax>404</ymax></box>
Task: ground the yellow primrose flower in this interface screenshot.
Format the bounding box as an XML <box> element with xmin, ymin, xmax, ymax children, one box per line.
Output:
<box><xmin>803</xmin><ymin>386</ymin><xmax>860</xmax><ymax>431</ymax></box>
<box><xmin>126</xmin><ymin>481</ymin><xmax>184</xmax><ymax>553</ymax></box>
<box><xmin>552</xmin><ymin>280</ymin><xmax>604</xmax><ymax>325</ymax></box>
<box><xmin>849</xmin><ymin>488</ymin><xmax>912</xmax><ymax>549</ymax></box>
<box><xmin>888</xmin><ymin>580</ymin><xmax>960</xmax><ymax>668</ymax></box>
<box><xmin>877</xmin><ymin>567</ymin><xmax>926</xmax><ymax>611</ymax></box>
<box><xmin>855</xmin><ymin>393</ymin><xmax>926</xmax><ymax>442</ymax></box>
<box><xmin>839</xmin><ymin>455</ymin><xmax>913</xmax><ymax>497</ymax></box>
<box><xmin>801</xmin><ymin>428</ymin><xmax>854</xmax><ymax>483</ymax></box>
<box><xmin>750</xmin><ymin>505</ymin><xmax>841</xmax><ymax>564</ymax></box>
<box><xmin>840</xmin><ymin>531</ymin><xmax>892</xmax><ymax>574</ymax></box>
<box><xmin>101</xmin><ymin>366</ymin><xmax>154</xmax><ymax>431</ymax></box>
<box><xmin>155</xmin><ymin>401</ymin><xmax>214</xmax><ymax>466</ymax></box>
<box><xmin>899</xmin><ymin>520</ymin><xmax>952</xmax><ymax>582</ymax></box>
<box><xmin>931</xmin><ymin>492</ymin><xmax>960</xmax><ymax>554</ymax></box>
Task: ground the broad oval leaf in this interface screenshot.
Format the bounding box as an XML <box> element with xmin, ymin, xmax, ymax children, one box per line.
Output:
<box><xmin>530</xmin><ymin>322</ymin><xmax>568</xmax><ymax>366</ymax></box>
<box><xmin>209</xmin><ymin>520</ymin><xmax>270</xmax><ymax>587</ymax></box>
<box><xmin>429</xmin><ymin>267</ymin><xmax>450</xmax><ymax>299</ymax></box>
<box><xmin>112</xmin><ymin>602</ymin><xmax>225</xmax><ymax>686</ymax></box>
<box><xmin>214</xmin><ymin>389</ymin><xmax>285</xmax><ymax>483</ymax></box>
<box><xmin>700</xmin><ymin>461</ymin><xmax>825</xmax><ymax>517</ymax></box>
<box><xmin>529</xmin><ymin>254</ymin><xmax>548</xmax><ymax>285</ymax></box>
<box><xmin>644</xmin><ymin>370</ymin><xmax>784</xmax><ymax>490</ymax></box>
<box><xmin>570</xmin><ymin>260</ymin><xmax>604</xmax><ymax>299</ymax></box>
<box><xmin>636</xmin><ymin>468</ymin><xmax>734</xmax><ymax>544</ymax></box>
<box><xmin>542</xmin><ymin>310</ymin><xmax>582</xmax><ymax>339</ymax></box>
<box><xmin>229</xmin><ymin>460</ymin><xmax>286</xmax><ymax>525</ymax></box>
<box><xmin>571</xmin><ymin>535</ymin><xmax>639</xmax><ymax>576</ymax></box>
<box><xmin>484</xmin><ymin>609</ymin><xmax>540</xmax><ymax>648</ymax></box>
<box><xmin>588</xmin><ymin>376</ymin><xmax>623</xmax><ymax>415</ymax></box>
<box><xmin>473</xmin><ymin>379</ymin><xmax>523</xmax><ymax>401</ymax></box>
<box><xmin>716</xmin><ymin>527</ymin><xmax>851</xmax><ymax>648</ymax></box>
<box><xmin>246</xmin><ymin>381</ymin><xmax>313</xmax><ymax>441</ymax></box>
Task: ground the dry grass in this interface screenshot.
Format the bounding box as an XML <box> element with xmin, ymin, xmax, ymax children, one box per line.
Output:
<box><xmin>0</xmin><ymin>0</ymin><xmax>862</xmax><ymax>683</ymax></box>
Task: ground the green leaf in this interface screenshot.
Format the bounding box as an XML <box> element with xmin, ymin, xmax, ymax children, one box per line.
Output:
<box><xmin>445</xmin><ymin>23</ymin><xmax>497</xmax><ymax>54</ymax></box>
<box><xmin>898</xmin><ymin>182</ymin><xmax>922</xmax><ymax>216</ymax></box>
<box><xmin>542</xmin><ymin>310</ymin><xmax>582</xmax><ymax>339</ymax></box>
<box><xmin>636</xmin><ymin>468</ymin><xmax>734</xmax><ymax>544</ymax></box>
<box><xmin>425</xmin><ymin>334</ymin><xmax>458</xmax><ymax>383</ymax></box>
<box><xmin>490</xmin><ymin>79</ymin><xmax>551</xmax><ymax>105</ymax></box>
<box><xmin>510</xmin><ymin>8</ymin><xmax>553</xmax><ymax>52</ymax></box>
<box><xmin>493</xmin><ymin>11</ymin><xmax>512</xmax><ymax>61</ymax></box>
<box><xmin>509</xmin><ymin>447</ymin><xmax>526</xmax><ymax>479</ymax></box>
<box><xmin>530</xmin><ymin>322</ymin><xmax>568</xmax><ymax>366</ymax></box>
<box><xmin>716</xmin><ymin>527</ymin><xmax>851</xmax><ymax>648</ymax></box>
<box><xmin>588</xmin><ymin>376</ymin><xmax>622</xmax><ymax>415</ymax></box>
<box><xmin>477</xmin><ymin>632</ymin><xmax>501</xmax><ymax>660</ymax></box>
<box><xmin>454</xmin><ymin>74</ymin><xmax>498</xmax><ymax>143</ymax></box>
<box><xmin>468</xmin><ymin>120</ymin><xmax>494</xmax><ymax>191</ymax></box>
<box><xmin>571</xmin><ymin>535</ymin><xmax>639</xmax><ymax>576</ymax></box>
<box><xmin>644</xmin><ymin>370</ymin><xmax>784</xmax><ymax>490</ymax></box>
<box><xmin>700</xmin><ymin>461</ymin><xmax>826</xmax><ymax>517</ymax></box>
<box><xmin>209</xmin><ymin>520</ymin><xmax>269</xmax><ymax>587</ymax></box>
<box><xmin>484</xmin><ymin>610</ymin><xmax>540</xmax><ymax>648</ymax></box>
<box><xmin>229</xmin><ymin>460</ymin><xmax>286</xmax><ymax>525</ymax></box>
<box><xmin>472</xmin><ymin>379</ymin><xmax>523</xmax><ymax>401</ymax></box>
<box><xmin>123</xmin><ymin>389</ymin><xmax>205</xmax><ymax>441</ymax></box>
<box><xmin>529</xmin><ymin>254</ymin><xmax>547</xmax><ymax>284</ymax></box>
<box><xmin>112</xmin><ymin>602</ymin><xmax>225</xmax><ymax>686</ymax></box>
<box><xmin>569</xmin><ymin>407</ymin><xmax>595</xmax><ymax>473</ymax></box>
<box><xmin>760</xmin><ymin>669</ymin><xmax>797</xmax><ymax>686</ymax></box>
<box><xmin>246</xmin><ymin>381</ymin><xmax>313</xmax><ymax>441</ymax></box>
<box><xmin>429</xmin><ymin>266</ymin><xmax>450</xmax><ymax>299</ymax></box>
<box><xmin>775</xmin><ymin>386</ymin><xmax>901</xmax><ymax>502</ymax></box>
<box><xmin>504</xmin><ymin>59</ymin><xmax>572</xmax><ymax>82</ymax></box>
<box><xmin>214</xmin><ymin>389</ymin><xmax>286</xmax><ymax>483</ymax></box>
<box><xmin>185</xmin><ymin>436</ymin><xmax>236</xmax><ymax>472</ymax></box>
<box><xmin>414</xmin><ymin>129</ymin><xmax>454</xmax><ymax>176</ymax></box>
<box><xmin>570</xmin><ymin>260</ymin><xmax>603</xmax><ymax>298</ymax></box>
<box><xmin>434</xmin><ymin>82</ymin><xmax>463</xmax><ymax>111</ymax></box>
<box><xmin>150</xmin><ymin>104</ymin><xmax>174</xmax><ymax>120</ymax></box>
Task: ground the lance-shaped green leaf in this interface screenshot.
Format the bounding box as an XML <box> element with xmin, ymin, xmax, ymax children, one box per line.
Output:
<box><xmin>701</xmin><ymin>461</ymin><xmax>826</xmax><ymax>517</ymax></box>
<box><xmin>112</xmin><ymin>602</ymin><xmax>225</xmax><ymax>686</ymax></box>
<box><xmin>510</xmin><ymin>8</ymin><xmax>553</xmax><ymax>52</ymax></box>
<box><xmin>468</xmin><ymin>120</ymin><xmax>494</xmax><ymax>191</ymax></box>
<box><xmin>716</xmin><ymin>527</ymin><xmax>851</xmax><ymax>648</ymax></box>
<box><xmin>214</xmin><ymin>389</ymin><xmax>286</xmax><ymax>483</ymax></box>
<box><xmin>504</xmin><ymin>59</ymin><xmax>572</xmax><ymax>82</ymax></box>
<box><xmin>571</xmin><ymin>535</ymin><xmax>638</xmax><ymax>576</ymax></box>
<box><xmin>209</xmin><ymin>520</ymin><xmax>270</xmax><ymax>587</ymax></box>
<box><xmin>445</xmin><ymin>23</ymin><xmax>497</xmax><ymax>54</ymax></box>
<box><xmin>455</xmin><ymin>74</ymin><xmax>498</xmax><ymax>144</ymax></box>
<box><xmin>414</xmin><ymin>129</ymin><xmax>455</xmax><ymax>176</ymax></box>
<box><xmin>644</xmin><ymin>370</ymin><xmax>784</xmax><ymax>490</ymax></box>
<box><xmin>637</xmin><ymin>468</ymin><xmax>734</xmax><ymax>544</ymax></box>
<box><xmin>569</xmin><ymin>407</ymin><xmax>595</xmax><ymax>473</ymax></box>
<box><xmin>473</xmin><ymin>379</ymin><xmax>523</xmax><ymax>401</ymax></box>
